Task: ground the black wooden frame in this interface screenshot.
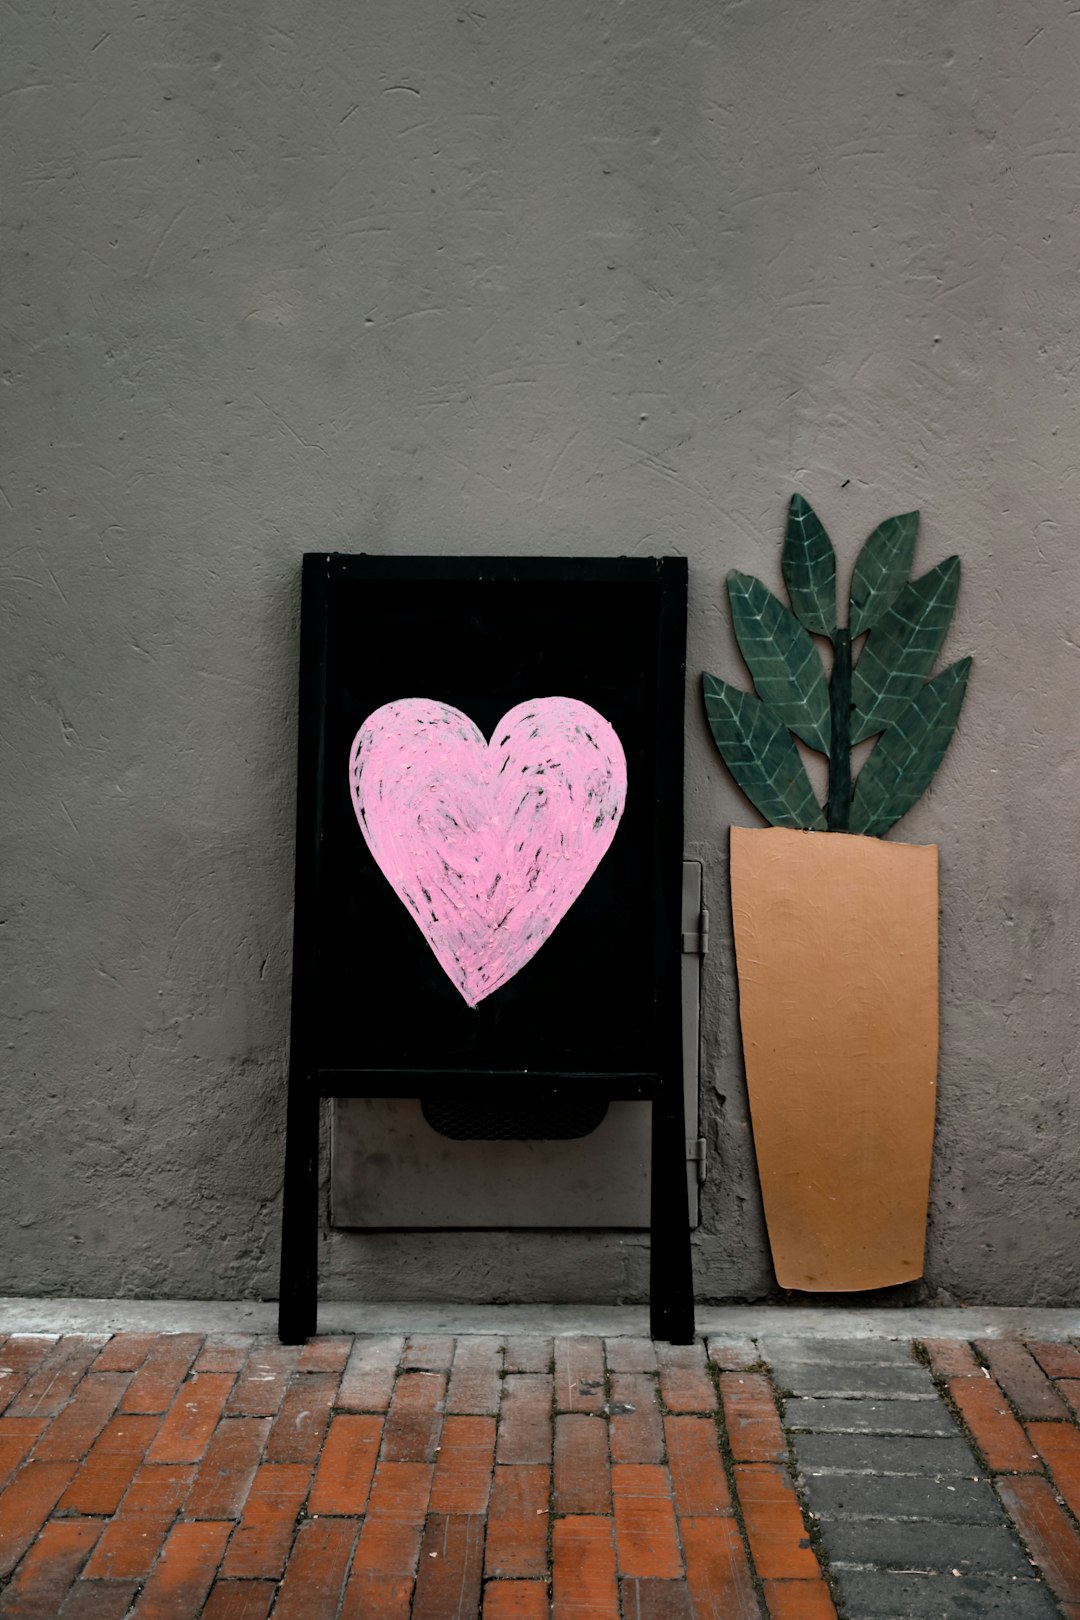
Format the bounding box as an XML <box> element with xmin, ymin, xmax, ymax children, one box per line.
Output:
<box><xmin>277</xmin><ymin>554</ymin><xmax>694</xmax><ymax>1344</ymax></box>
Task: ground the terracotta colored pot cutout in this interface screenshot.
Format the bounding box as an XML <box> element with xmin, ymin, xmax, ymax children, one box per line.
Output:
<box><xmin>730</xmin><ymin>825</ymin><xmax>939</xmax><ymax>1292</ymax></box>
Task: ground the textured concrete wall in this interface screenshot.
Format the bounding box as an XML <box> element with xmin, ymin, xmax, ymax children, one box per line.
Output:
<box><xmin>3</xmin><ymin>0</ymin><xmax>1078</xmax><ymax>1305</ymax></box>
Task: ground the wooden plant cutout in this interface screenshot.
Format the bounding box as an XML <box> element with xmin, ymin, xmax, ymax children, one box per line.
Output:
<box><xmin>704</xmin><ymin>495</ymin><xmax>972</xmax><ymax>836</ymax></box>
<box><xmin>708</xmin><ymin>495</ymin><xmax>972</xmax><ymax>1291</ymax></box>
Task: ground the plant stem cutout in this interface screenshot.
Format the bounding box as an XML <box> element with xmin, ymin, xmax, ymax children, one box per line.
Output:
<box><xmin>704</xmin><ymin>495</ymin><xmax>971</xmax><ymax>835</ymax></box>
<box><xmin>349</xmin><ymin>698</ymin><xmax>627</xmax><ymax>1007</ymax></box>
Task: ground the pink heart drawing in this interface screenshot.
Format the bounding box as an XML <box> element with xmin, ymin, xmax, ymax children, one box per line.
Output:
<box><xmin>349</xmin><ymin>697</ymin><xmax>627</xmax><ymax>1007</ymax></box>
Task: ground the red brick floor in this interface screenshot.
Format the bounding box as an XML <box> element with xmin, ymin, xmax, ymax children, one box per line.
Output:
<box><xmin>0</xmin><ymin>1329</ymin><xmax>1077</xmax><ymax>1616</ymax></box>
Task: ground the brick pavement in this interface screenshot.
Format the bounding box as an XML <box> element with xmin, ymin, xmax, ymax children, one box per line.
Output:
<box><xmin>1</xmin><ymin>1328</ymin><xmax>1079</xmax><ymax>1615</ymax></box>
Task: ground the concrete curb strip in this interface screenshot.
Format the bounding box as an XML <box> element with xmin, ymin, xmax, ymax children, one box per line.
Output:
<box><xmin>2</xmin><ymin>1299</ymin><xmax>1080</xmax><ymax>1339</ymax></box>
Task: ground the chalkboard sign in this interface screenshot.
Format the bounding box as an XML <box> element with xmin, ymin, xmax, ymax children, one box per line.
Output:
<box><xmin>279</xmin><ymin>555</ymin><xmax>693</xmax><ymax>1342</ymax></box>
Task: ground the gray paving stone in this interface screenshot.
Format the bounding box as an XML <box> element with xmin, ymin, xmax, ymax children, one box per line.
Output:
<box><xmin>769</xmin><ymin>1361</ymin><xmax>937</xmax><ymax>1399</ymax></box>
<box><xmin>785</xmin><ymin>1398</ymin><xmax>957</xmax><ymax>1436</ymax></box>
<box><xmin>802</xmin><ymin>1470</ymin><xmax>1002</xmax><ymax>1525</ymax></box>
<box><xmin>703</xmin><ymin>1335</ymin><xmax>757</xmax><ymax>1365</ymax></box>
<box><xmin>758</xmin><ymin>1336</ymin><xmax>916</xmax><ymax>1365</ymax></box>
<box><xmin>823</xmin><ymin>1517</ymin><xmax>1032</xmax><ymax>1578</ymax></box>
<box><xmin>832</xmin><ymin>1569</ymin><xmax>1058</xmax><ymax>1618</ymax></box>
<box><xmin>796</xmin><ymin>1433</ymin><xmax>980</xmax><ymax>1476</ymax></box>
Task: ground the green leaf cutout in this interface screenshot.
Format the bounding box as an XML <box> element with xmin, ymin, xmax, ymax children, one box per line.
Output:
<box><xmin>850</xmin><ymin>658</ymin><xmax>972</xmax><ymax>836</ymax></box>
<box><xmin>850</xmin><ymin>556</ymin><xmax>961</xmax><ymax>743</ymax></box>
<box><xmin>727</xmin><ymin>571</ymin><xmax>831</xmax><ymax>754</ymax></box>
<box><xmin>849</xmin><ymin>511</ymin><xmax>920</xmax><ymax>637</ymax></box>
<box><xmin>703</xmin><ymin>673</ymin><xmax>826</xmax><ymax>831</ymax></box>
<box><xmin>782</xmin><ymin>494</ymin><xmax>837</xmax><ymax>636</ymax></box>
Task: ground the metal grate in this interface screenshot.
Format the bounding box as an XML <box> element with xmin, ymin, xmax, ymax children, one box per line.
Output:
<box><xmin>421</xmin><ymin>1096</ymin><xmax>610</xmax><ymax>1142</ymax></box>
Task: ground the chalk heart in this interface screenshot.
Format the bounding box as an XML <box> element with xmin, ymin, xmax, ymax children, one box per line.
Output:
<box><xmin>349</xmin><ymin>697</ymin><xmax>627</xmax><ymax>1007</ymax></box>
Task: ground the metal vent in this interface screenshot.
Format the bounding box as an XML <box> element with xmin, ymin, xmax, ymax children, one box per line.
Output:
<box><xmin>421</xmin><ymin>1096</ymin><xmax>610</xmax><ymax>1142</ymax></box>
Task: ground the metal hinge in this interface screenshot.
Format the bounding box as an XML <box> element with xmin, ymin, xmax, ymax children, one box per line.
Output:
<box><xmin>686</xmin><ymin>1137</ymin><xmax>707</xmax><ymax>1185</ymax></box>
<box><xmin>681</xmin><ymin>907</ymin><xmax>710</xmax><ymax>956</ymax></box>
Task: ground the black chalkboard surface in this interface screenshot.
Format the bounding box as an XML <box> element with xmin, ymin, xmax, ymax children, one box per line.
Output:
<box><xmin>279</xmin><ymin>555</ymin><xmax>693</xmax><ymax>1343</ymax></box>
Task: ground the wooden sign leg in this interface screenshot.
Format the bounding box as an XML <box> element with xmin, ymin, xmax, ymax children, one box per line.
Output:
<box><xmin>649</xmin><ymin>1089</ymin><xmax>695</xmax><ymax>1344</ymax></box>
<box><xmin>278</xmin><ymin>1076</ymin><xmax>319</xmax><ymax>1344</ymax></box>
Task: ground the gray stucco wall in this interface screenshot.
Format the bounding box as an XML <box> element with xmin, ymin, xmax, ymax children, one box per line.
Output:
<box><xmin>3</xmin><ymin>0</ymin><xmax>1078</xmax><ymax>1305</ymax></box>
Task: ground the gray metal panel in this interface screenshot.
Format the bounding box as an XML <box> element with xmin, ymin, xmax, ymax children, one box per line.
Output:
<box><xmin>330</xmin><ymin>1097</ymin><xmax>651</xmax><ymax>1227</ymax></box>
<box><xmin>681</xmin><ymin>858</ymin><xmax>704</xmax><ymax>1226</ymax></box>
<box><xmin>328</xmin><ymin>861</ymin><xmax>703</xmax><ymax>1230</ymax></box>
